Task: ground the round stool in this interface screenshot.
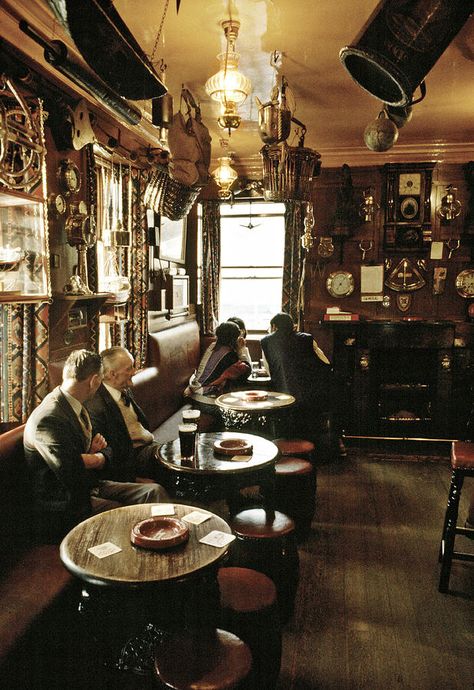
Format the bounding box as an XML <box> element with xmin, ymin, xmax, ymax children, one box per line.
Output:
<box><xmin>273</xmin><ymin>438</ymin><xmax>315</xmax><ymax>458</ymax></box>
<box><xmin>275</xmin><ymin>456</ymin><xmax>316</xmax><ymax>541</ymax></box>
<box><xmin>154</xmin><ymin>628</ymin><xmax>252</xmax><ymax>689</ymax></box>
<box><xmin>229</xmin><ymin>509</ymin><xmax>299</xmax><ymax>622</ymax></box>
<box><xmin>438</xmin><ymin>441</ymin><xmax>474</xmax><ymax>593</ymax></box>
<box><xmin>218</xmin><ymin>567</ymin><xmax>281</xmax><ymax>690</ymax></box>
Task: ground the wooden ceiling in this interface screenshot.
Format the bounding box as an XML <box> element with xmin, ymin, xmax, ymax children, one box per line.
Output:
<box><xmin>2</xmin><ymin>1</ymin><xmax>474</xmax><ymax>174</ymax></box>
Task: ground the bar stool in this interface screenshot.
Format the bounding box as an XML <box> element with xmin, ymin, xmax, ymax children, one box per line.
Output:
<box><xmin>154</xmin><ymin>628</ymin><xmax>252</xmax><ymax>689</ymax></box>
<box><xmin>274</xmin><ymin>456</ymin><xmax>316</xmax><ymax>541</ymax></box>
<box><xmin>273</xmin><ymin>438</ymin><xmax>315</xmax><ymax>459</ymax></box>
<box><xmin>217</xmin><ymin>567</ymin><xmax>281</xmax><ymax>690</ymax></box>
<box><xmin>438</xmin><ymin>441</ymin><xmax>474</xmax><ymax>593</ymax></box>
<box><xmin>228</xmin><ymin>509</ymin><xmax>299</xmax><ymax>622</ymax></box>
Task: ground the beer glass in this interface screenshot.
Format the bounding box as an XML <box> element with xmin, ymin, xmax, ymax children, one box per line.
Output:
<box><xmin>182</xmin><ymin>408</ymin><xmax>201</xmax><ymax>429</ymax></box>
<box><xmin>179</xmin><ymin>423</ymin><xmax>197</xmax><ymax>461</ymax></box>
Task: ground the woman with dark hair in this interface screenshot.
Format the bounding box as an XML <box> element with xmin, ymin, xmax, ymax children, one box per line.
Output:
<box><xmin>227</xmin><ymin>316</ymin><xmax>251</xmax><ymax>368</ymax></box>
<box><xmin>185</xmin><ymin>321</ymin><xmax>251</xmax><ymax>396</ymax></box>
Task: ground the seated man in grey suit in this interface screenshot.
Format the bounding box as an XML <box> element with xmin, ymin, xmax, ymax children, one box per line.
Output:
<box><xmin>85</xmin><ymin>346</ymin><xmax>167</xmax><ymax>485</ymax></box>
<box><xmin>24</xmin><ymin>349</ymin><xmax>169</xmax><ymax>541</ymax></box>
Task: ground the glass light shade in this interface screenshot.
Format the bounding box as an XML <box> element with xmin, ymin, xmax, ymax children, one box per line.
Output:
<box><xmin>212</xmin><ymin>156</ymin><xmax>238</xmax><ymax>199</ymax></box>
<box><xmin>438</xmin><ymin>185</ymin><xmax>462</xmax><ymax>221</ymax></box>
<box><xmin>217</xmin><ymin>102</ymin><xmax>241</xmax><ymax>133</ymax></box>
<box><xmin>205</xmin><ymin>51</ymin><xmax>251</xmax><ymax>106</ymax></box>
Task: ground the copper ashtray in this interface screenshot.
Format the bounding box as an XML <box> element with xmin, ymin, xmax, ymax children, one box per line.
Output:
<box><xmin>131</xmin><ymin>516</ymin><xmax>189</xmax><ymax>550</ymax></box>
<box><xmin>213</xmin><ymin>438</ymin><xmax>253</xmax><ymax>456</ymax></box>
<box><xmin>243</xmin><ymin>390</ymin><xmax>268</xmax><ymax>402</ymax></box>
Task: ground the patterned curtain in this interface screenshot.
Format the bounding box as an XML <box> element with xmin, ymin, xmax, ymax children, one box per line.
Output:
<box><xmin>201</xmin><ymin>200</ymin><xmax>220</xmax><ymax>335</ymax></box>
<box><xmin>282</xmin><ymin>201</ymin><xmax>305</xmax><ymax>327</ymax></box>
<box><xmin>2</xmin><ymin>302</ymin><xmax>49</xmax><ymax>423</ymax></box>
<box><xmin>125</xmin><ymin>167</ymin><xmax>149</xmax><ymax>369</ymax></box>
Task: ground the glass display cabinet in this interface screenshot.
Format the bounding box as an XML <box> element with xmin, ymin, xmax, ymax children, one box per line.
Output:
<box><xmin>0</xmin><ymin>189</ymin><xmax>50</xmax><ymax>302</ymax></box>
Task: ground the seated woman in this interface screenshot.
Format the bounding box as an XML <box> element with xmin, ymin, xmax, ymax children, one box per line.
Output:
<box><xmin>186</xmin><ymin>321</ymin><xmax>251</xmax><ymax>397</ymax></box>
<box><xmin>226</xmin><ymin>316</ymin><xmax>252</xmax><ymax>368</ymax></box>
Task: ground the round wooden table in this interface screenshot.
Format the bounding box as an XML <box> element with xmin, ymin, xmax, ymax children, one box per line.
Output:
<box><xmin>215</xmin><ymin>390</ymin><xmax>296</xmax><ymax>438</ymax></box>
<box><xmin>60</xmin><ymin>503</ymin><xmax>231</xmax><ymax>588</ymax></box>
<box><xmin>60</xmin><ymin>504</ymin><xmax>233</xmax><ymax>673</ymax></box>
<box><xmin>158</xmin><ymin>431</ymin><xmax>279</xmax><ymax>516</ymax></box>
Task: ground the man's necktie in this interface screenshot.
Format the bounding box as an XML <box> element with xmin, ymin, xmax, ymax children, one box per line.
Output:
<box><xmin>121</xmin><ymin>390</ymin><xmax>132</xmax><ymax>407</ymax></box>
<box><xmin>79</xmin><ymin>407</ymin><xmax>92</xmax><ymax>447</ymax></box>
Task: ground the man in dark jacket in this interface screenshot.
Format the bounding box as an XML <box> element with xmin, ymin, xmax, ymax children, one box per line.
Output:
<box><xmin>261</xmin><ymin>312</ymin><xmax>345</xmax><ymax>458</ymax></box>
<box><xmin>85</xmin><ymin>346</ymin><xmax>169</xmax><ymax>485</ymax></box>
<box><xmin>24</xmin><ymin>349</ymin><xmax>167</xmax><ymax>541</ymax></box>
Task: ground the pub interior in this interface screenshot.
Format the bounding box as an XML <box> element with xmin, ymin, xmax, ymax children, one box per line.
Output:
<box><xmin>0</xmin><ymin>1</ymin><xmax>473</xmax><ymax>688</ymax></box>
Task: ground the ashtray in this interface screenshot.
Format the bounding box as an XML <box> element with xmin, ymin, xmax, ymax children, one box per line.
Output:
<box><xmin>131</xmin><ymin>516</ymin><xmax>189</xmax><ymax>550</ymax></box>
<box><xmin>243</xmin><ymin>390</ymin><xmax>268</xmax><ymax>402</ymax></box>
<box><xmin>213</xmin><ymin>438</ymin><xmax>253</xmax><ymax>456</ymax></box>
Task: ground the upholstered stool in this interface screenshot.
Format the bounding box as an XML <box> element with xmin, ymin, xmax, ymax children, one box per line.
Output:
<box><xmin>273</xmin><ymin>438</ymin><xmax>315</xmax><ymax>459</ymax></box>
<box><xmin>154</xmin><ymin>628</ymin><xmax>252</xmax><ymax>689</ymax></box>
<box><xmin>228</xmin><ymin>509</ymin><xmax>299</xmax><ymax>622</ymax></box>
<box><xmin>275</xmin><ymin>456</ymin><xmax>316</xmax><ymax>541</ymax></box>
<box><xmin>438</xmin><ymin>441</ymin><xmax>474</xmax><ymax>593</ymax></box>
<box><xmin>217</xmin><ymin>567</ymin><xmax>281</xmax><ymax>690</ymax></box>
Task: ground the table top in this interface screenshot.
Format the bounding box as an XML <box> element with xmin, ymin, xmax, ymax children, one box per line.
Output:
<box><xmin>59</xmin><ymin>504</ymin><xmax>231</xmax><ymax>588</ymax></box>
<box><xmin>158</xmin><ymin>431</ymin><xmax>279</xmax><ymax>476</ymax></box>
<box><xmin>215</xmin><ymin>390</ymin><xmax>296</xmax><ymax>412</ymax></box>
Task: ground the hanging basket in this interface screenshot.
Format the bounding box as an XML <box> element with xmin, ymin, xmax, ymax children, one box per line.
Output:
<box><xmin>260</xmin><ymin>143</ymin><xmax>321</xmax><ymax>202</ymax></box>
<box><xmin>144</xmin><ymin>165</ymin><xmax>208</xmax><ymax>220</ymax></box>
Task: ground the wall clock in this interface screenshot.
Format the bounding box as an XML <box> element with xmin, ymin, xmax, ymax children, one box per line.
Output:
<box><xmin>383</xmin><ymin>163</ymin><xmax>435</xmax><ymax>251</ymax></box>
<box><xmin>326</xmin><ymin>270</ymin><xmax>354</xmax><ymax>298</ymax></box>
<box><xmin>455</xmin><ymin>269</ymin><xmax>474</xmax><ymax>298</ymax></box>
<box><xmin>57</xmin><ymin>159</ymin><xmax>81</xmax><ymax>196</ymax></box>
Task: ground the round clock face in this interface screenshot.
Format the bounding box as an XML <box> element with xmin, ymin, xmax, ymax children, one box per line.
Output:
<box><xmin>400</xmin><ymin>196</ymin><xmax>419</xmax><ymax>220</ymax></box>
<box><xmin>455</xmin><ymin>269</ymin><xmax>474</xmax><ymax>298</ymax></box>
<box><xmin>326</xmin><ymin>270</ymin><xmax>354</xmax><ymax>298</ymax></box>
<box><xmin>58</xmin><ymin>160</ymin><xmax>81</xmax><ymax>195</ymax></box>
<box><xmin>399</xmin><ymin>172</ymin><xmax>421</xmax><ymax>195</ymax></box>
<box><xmin>49</xmin><ymin>193</ymin><xmax>66</xmax><ymax>215</ymax></box>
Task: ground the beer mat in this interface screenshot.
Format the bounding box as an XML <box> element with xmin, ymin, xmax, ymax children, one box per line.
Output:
<box><xmin>182</xmin><ymin>510</ymin><xmax>212</xmax><ymax>525</ymax></box>
<box><xmin>151</xmin><ymin>503</ymin><xmax>176</xmax><ymax>516</ymax></box>
<box><xmin>199</xmin><ymin>531</ymin><xmax>236</xmax><ymax>548</ymax></box>
<box><xmin>131</xmin><ymin>516</ymin><xmax>189</xmax><ymax>550</ymax></box>
<box><xmin>88</xmin><ymin>542</ymin><xmax>122</xmax><ymax>559</ymax></box>
<box><xmin>222</xmin><ymin>396</ymin><xmax>238</xmax><ymax>403</ymax></box>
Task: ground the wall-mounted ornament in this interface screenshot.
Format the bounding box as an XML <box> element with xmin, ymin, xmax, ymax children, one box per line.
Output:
<box><xmin>437</xmin><ymin>185</ymin><xmax>462</xmax><ymax>222</ymax></box>
<box><xmin>385</xmin><ymin>257</ymin><xmax>426</xmax><ymax>293</ymax></box>
<box><xmin>359</xmin><ymin>188</ymin><xmax>379</xmax><ymax>222</ymax></box>
<box><xmin>383</xmin><ymin>162</ymin><xmax>435</xmax><ymax>251</ymax></box>
<box><xmin>326</xmin><ymin>270</ymin><xmax>355</xmax><ymax>298</ymax></box>
<box><xmin>455</xmin><ymin>269</ymin><xmax>474</xmax><ymax>299</ymax></box>
<box><xmin>396</xmin><ymin>293</ymin><xmax>412</xmax><ymax>312</ymax></box>
<box><xmin>317</xmin><ymin>237</ymin><xmax>335</xmax><ymax>259</ymax></box>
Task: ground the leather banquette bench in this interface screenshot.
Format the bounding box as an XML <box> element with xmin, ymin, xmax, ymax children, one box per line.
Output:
<box><xmin>0</xmin><ymin>319</ymin><xmax>217</xmax><ymax>672</ymax></box>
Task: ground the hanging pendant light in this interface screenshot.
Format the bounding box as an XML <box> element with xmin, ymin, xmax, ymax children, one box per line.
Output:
<box><xmin>211</xmin><ymin>155</ymin><xmax>238</xmax><ymax>199</ymax></box>
<box><xmin>205</xmin><ymin>19</ymin><xmax>251</xmax><ymax>134</ymax></box>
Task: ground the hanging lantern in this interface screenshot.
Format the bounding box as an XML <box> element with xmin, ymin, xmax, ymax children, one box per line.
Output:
<box><xmin>211</xmin><ymin>156</ymin><xmax>238</xmax><ymax>199</ymax></box>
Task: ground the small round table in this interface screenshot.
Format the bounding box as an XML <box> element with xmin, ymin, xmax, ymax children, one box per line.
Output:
<box><xmin>216</xmin><ymin>390</ymin><xmax>296</xmax><ymax>438</ymax></box>
<box><xmin>158</xmin><ymin>431</ymin><xmax>279</xmax><ymax>517</ymax></box>
<box><xmin>60</xmin><ymin>504</ymin><xmax>232</xmax><ymax>673</ymax></box>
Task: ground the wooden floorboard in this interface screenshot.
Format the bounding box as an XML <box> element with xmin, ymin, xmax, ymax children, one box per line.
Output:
<box><xmin>277</xmin><ymin>453</ymin><xmax>474</xmax><ymax>690</ymax></box>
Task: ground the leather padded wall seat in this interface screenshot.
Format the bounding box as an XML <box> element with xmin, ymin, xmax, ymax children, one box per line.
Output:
<box><xmin>229</xmin><ymin>509</ymin><xmax>299</xmax><ymax>622</ymax></box>
<box><xmin>218</xmin><ymin>567</ymin><xmax>281</xmax><ymax>690</ymax></box>
<box><xmin>275</xmin><ymin>456</ymin><xmax>316</xmax><ymax>542</ymax></box>
<box><xmin>438</xmin><ymin>441</ymin><xmax>474</xmax><ymax>593</ymax></box>
<box><xmin>154</xmin><ymin>628</ymin><xmax>252</xmax><ymax>690</ymax></box>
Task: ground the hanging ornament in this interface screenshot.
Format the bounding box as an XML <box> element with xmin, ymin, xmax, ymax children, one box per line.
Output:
<box><xmin>364</xmin><ymin>110</ymin><xmax>399</xmax><ymax>152</ymax></box>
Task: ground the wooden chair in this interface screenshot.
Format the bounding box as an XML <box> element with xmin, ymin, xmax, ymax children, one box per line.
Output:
<box><xmin>438</xmin><ymin>441</ymin><xmax>474</xmax><ymax>593</ymax></box>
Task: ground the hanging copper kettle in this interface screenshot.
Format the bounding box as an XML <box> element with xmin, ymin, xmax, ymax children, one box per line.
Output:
<box><xmin>257</xmin><ymin>77</ymin><xmax>292</xmax><ymax>145</ymax></box>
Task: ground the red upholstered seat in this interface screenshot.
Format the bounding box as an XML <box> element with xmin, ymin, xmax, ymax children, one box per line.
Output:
<box><xmin>275</xmin><ymin>456</ymin><xmax>313</xmax><ymax>475</ymax></box>
<box><xmin>154</xmin><ymin>628</ymin><xmax>252</xmax><ymax>690</ymax></box>
<box><xmin>451</xmin><ymin>441</ymin><xmax>474</xmax><ymax>469</ymax></box>
<box><xmin>218</xmin><ymin>567</ymin><xmax>277</xmax><ymax>613</ymax></box>
<box><xmin>231</xmin><ymin>509</ymin><xmax>295</xmax><ymax>539</ymax></box>
<box><xmin>273</xmin><ymin>438</ymin><xmax>315</xmax><ymax>456</ymax></box>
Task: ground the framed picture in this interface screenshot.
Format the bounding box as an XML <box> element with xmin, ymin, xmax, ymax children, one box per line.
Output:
<box><xmin>166</xmin><ymin>274</ymin><xmax>189</xmax><ymax>312</ymax></box>
<box><xmin>159</xmin><ymin>216</ymin><xmax>187</xmax><ymax>264</ymax></box>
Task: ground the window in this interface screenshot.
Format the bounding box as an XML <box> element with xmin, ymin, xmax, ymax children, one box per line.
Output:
<box><xmin>198</xmin><ymin>201</ymin><xmax>285</xmax><ymax>333</ymax></box>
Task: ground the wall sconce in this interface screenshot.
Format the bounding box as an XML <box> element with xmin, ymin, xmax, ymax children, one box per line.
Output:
<box><xmin>359</xmin><ymin>188</ymin><xmax>379</xmax><ymax>222</ymax></box>
<box><xmin>438</xmin><ymin>184</ymin><xmax>462</xmax><ymax>221</ymax></box>
<box><xmin>205</xmin><ymin>19</ymin><xmax>251</xmax><ymax>134</ymax></box>
<box><xmin>301</xmin><ymin>202</ymin><xmax>315</xmax><ymax>251</ymax></box>
<box><xmin>211</xmin><ymin>155</ymin><xmax>238</xmax><ymax>199</ymax></box>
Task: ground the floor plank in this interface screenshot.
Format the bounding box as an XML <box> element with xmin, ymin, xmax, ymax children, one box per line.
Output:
<box><xmin>277</xmin><ymin>453</ymin><xmax>474</xmax><ymax>690</ymax></box>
